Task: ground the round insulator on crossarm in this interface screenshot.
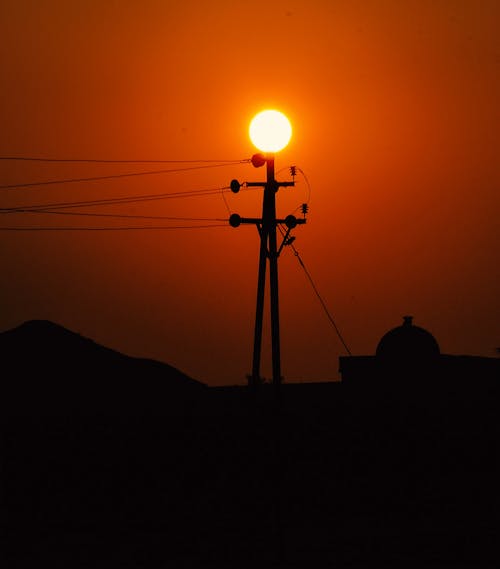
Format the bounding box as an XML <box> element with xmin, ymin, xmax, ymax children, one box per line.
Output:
<box><xmin>230</xmin><ymin>179</ymin><xmax>241</xmax><ymax>193</ymax></box>
<box><xmin>285</xmin><ymin>215</ymin><xmax>298</xmax><ymax>229</ymax></box>
<box><xmin>229</xmin><ymin>213</ymin><xmax>242</xmax><ymax>228</ymax></box>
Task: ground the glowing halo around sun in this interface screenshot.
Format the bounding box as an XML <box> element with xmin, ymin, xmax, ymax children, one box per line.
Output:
<box><xmin>249</xmin><ymin>110</ymin><xmax>292</xmax><ymax>153</ymax></box>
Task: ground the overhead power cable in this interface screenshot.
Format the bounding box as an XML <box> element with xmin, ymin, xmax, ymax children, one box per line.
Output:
<box><xmin>5</xmin><ymin>209</ymin><xmax>227</xmax><ymax>222</ymax></box>
<box><xmin>0</xmin><ymin>224</ymin><xmax>228</xmax><ymax>231</ymax></box>
<box><xmin>0</xmin><ymin>161</ymin><xmax>248</xmax><ymax>191</ymax></box>
<box><xmin>279</xmin><ymin>225</ymin><xmax>352</xmax><ymax>356</ymax></box>
<box><xmin>0</xmin><ymin>186</ymin><xmax>236</xmax><ymax>213</ymax></box>
<box><xmin>0</xmin><ymin>156</ymin><xmax>248</xmax><ymax>164</ymax></box>
<box><xmin>296</xmin><ymin>167</ymin><xmax>312</xmax><ymax>205</ymax></box>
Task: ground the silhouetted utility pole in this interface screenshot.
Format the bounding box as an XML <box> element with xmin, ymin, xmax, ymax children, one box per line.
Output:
<box><xmin>229</xmin><ymin>153</ymin><xmax>306</xmax><ymax>395</ymax></box>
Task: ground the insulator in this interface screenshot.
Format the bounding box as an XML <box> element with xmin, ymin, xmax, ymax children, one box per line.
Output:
<box><xmin>229</xmin><ymin>213</ymin><xmax>242</xmax><ymax>227</ymax></box>
<box><xmin>301</xmin><ymin>203</ymin><xmax>309</xmax><ymax>215</ymax></box>
<box><xmin>230</xmin><ymin>179</ymin><xmax>241</xmax><ymax>193</ymax></box>
<box><xmin>290</xmin><ymin>165</ymin><xmax>297</xmax><ymax>177</ymax></box>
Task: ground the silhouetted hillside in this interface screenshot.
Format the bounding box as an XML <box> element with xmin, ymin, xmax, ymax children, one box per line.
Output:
<box><xmin>0</xmin><ymin>320</ymin><xmax>206</xmax><ymax>414</ymax></box>
<box><xmin>2</xmin><ymin>319</ymin><xmax>498</xmax><ymax>567</ymax></box>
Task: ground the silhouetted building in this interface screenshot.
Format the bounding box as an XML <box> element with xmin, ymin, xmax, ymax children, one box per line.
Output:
<box><xmin>339</xmin><ymin>316</ymin><xmax>498</xmax><ymax>404</ymax></box>
<box><xmin>376</xmin><ymin>315</ymin><xmax>440</xmax><ymax>364</ymax></box>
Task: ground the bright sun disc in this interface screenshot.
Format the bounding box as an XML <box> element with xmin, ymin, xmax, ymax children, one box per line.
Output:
<box><xmin>249</xmin><ymin>110</ymin><xmax>292</xmax><ymax>153</ymax></box>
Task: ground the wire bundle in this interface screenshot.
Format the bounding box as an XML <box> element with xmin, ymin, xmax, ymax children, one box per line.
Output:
<box><xmin>0</xmin><ymin>156</ymin><xmax>249</xmax><ymax>231</ymax></box>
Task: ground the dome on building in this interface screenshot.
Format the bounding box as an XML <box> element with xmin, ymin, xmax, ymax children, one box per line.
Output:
<box><xmin>376</xmin><ymin>316</ymin><xmax>440</xmax><ymax>364</ymax></box>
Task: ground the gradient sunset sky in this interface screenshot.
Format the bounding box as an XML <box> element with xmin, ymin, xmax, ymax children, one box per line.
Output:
<box><xmin>1</xmin><ymin>0</ymin><xmax>498</xmax><ymax>385</ymax></box>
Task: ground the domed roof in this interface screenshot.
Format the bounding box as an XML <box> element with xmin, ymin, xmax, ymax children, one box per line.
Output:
<box><xmin>376</xmin><ymin>316</ymin><xmax>440</xmax><ymax>363</ymax></box>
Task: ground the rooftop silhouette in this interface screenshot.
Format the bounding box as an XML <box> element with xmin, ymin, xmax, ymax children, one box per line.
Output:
<box><xmin>376</xmin><ymin>315</ymin><xmax>441</xmax><ymax>361</ymax></box>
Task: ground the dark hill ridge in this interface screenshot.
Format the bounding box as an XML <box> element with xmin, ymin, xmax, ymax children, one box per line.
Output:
<box><xmin>0</xmin><ymin>319</ymin><xmax>206</xmax><ymax>414</ymax></box>
<box><xmin>2</xmin><ymin>320</ymin><xmax>497</xmax><ymax>567</ymax></box>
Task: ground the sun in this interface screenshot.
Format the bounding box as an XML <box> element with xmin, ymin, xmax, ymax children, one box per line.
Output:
<box><xmin>249</xmin><ymin>110</ymin><xmax>292</xmax><ymax>153</ymax></box>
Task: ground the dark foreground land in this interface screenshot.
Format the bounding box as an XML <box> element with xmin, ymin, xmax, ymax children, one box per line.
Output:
<box><xmin>1</xmin><ymin>321</ymin><xmax>498</xmax><ymax>568</ymax></box>
<box><xmin>3</xmin><ymin>381</ymin><xmax>497</xmax><ymax>569</ymax></box>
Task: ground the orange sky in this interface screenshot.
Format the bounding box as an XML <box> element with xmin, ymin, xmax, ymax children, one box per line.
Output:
<box><xmin>0</xmin><ymin>0</ymin><xmax>498</xmax><ymax>385</ymax></box>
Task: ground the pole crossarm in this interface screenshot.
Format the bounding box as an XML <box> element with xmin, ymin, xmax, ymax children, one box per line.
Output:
<box><xmin>245</xmin><ymin>181</ymin><xmax>295</xmax><ymax>188</ymax></box>
<box><xmin>229</xmin><ymin>214</ymin><xmax>306</xmax><ymax>228</ymax></box>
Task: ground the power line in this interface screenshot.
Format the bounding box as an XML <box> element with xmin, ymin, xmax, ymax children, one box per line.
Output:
<box><xmin>276</xmin><ymin>164</ymin><xmax>312</xmax><ymax>215</ymax></box>
<box><xmin>5</xmin><ymin>209</ymin><xmax>227</xmax><ymax>222</ymax></box>
<box><xmin>0</xmin><ymin>186</ymin><xmax>234</xmax><ymax>212</ymax></box>
<box><xmin>0</xmin><ymin>156</ymin><xmax>249</xmax><ymax>164</ymax></box>
<box><xmin>280</xmin><ymin>227</ymin><xmax>352</xmax><ymax>356</ymax></box>
<box><xmin>0</xmin><ymin>224</ymin><xmax>229</xmax><ymax>231</ymax></box>
<box><xmin>296</xmin><ymin>167</ymin><xmax>312</xmax><ymax>204</ymax></box>
<box><xmin>291</xmin><ymin>166</ymin><xmax>312</xmax><ymax>214</ymax></box>
<box><xmin>0</xmin><ymin>162</ymin><xmax>248</xmax><ymax>191</ymax></box>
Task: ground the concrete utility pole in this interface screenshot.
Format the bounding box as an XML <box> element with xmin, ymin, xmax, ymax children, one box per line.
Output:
<box><xmin>229</xmin><ymin>152</ymin><xmax>305</xmax><ymax>394</ymax></box>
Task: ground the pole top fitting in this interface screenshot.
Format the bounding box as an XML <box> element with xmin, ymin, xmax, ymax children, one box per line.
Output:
<box><xmin>251</xmin><ymin>153</ymin><xmax>266</xmax><ymax>168</ymax></box>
